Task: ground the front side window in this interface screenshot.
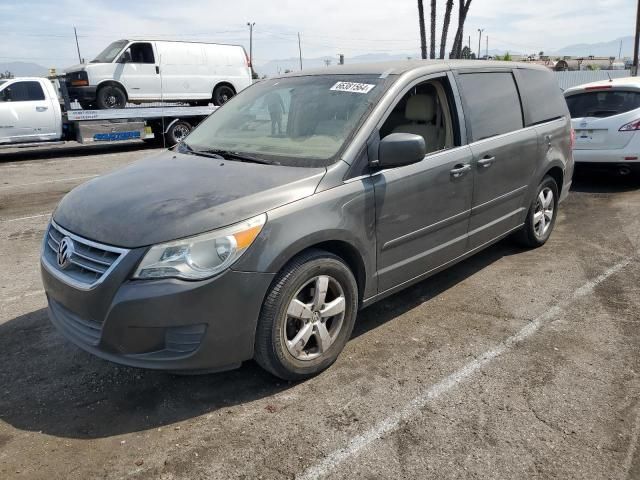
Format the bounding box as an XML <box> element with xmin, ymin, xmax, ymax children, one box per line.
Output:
<box><xmin>457</xmin><ymin>72</ymin><xmax>524</xmax><ymax>142</ymax></box>
<box><xmin>91</xmin><ymin>40</ymin><xmax>128</xmax><ymax>63</ymax></box>
<box><xmin>565</xmin><ymin>90</ymin><xmax>640</xmax><ymax>118</ymax></box>
<box><xmin>0</xmin><ymin>81</ymin><xmax>45</xmax><ymax>102</ymax></box>
<box><xmin>185</xmin><ymin>75</ymin><xmax>392</xmax><ymax>167</ymax></box>
<box><xmin>380</xmin><ymin>77</ymin><xmax>458</xmax><ymax>154</ymax></box>
<box><xmin>121</xmin><ymin>43</ymin><xmax>155</xmax><ymax>64</ymax></box>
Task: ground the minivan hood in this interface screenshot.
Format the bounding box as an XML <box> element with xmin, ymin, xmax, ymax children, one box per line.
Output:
<box><xmin>53</xmin><ymin>151</ymin><xmax>326</xmax><ymax>248</ymax></box>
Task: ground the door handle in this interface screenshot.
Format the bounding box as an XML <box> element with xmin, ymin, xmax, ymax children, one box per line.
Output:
<box><xmin>450</xmin><ymin>164</ymin><xmax>471</xmax><ymax>178</ymax></box>
<box><xmin>477</xmin><ymin>156</ymin><xmax>495</xmax><ymax>168</ymax></box>
<box><xmin>155</xmin><ymin>65</ymin><xmax>160</xmax><ymax>74</ymax></box>
<box><xmin>36</xmin><ymin>106</ymin><xmax>48</xmax><ymax>112</ymax></box>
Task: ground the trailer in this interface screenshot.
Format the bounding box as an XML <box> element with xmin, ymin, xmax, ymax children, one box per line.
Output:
<box><xmin>0</xmin><ymin>76</ymin><xmax>217</xmax><ymax>151</ymax></box>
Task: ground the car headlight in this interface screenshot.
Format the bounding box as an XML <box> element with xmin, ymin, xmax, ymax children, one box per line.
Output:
<box><xmin>133</xmin><ymin>214</ymin><xmax>266</xmax><ymax>280</ymax></box>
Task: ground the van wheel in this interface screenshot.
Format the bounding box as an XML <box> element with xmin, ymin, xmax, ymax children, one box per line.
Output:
<box><xmin>513</xmin><ymin>175</ymin><xmax>559</xmax><ymax>248</ymax></box>
<box><xmin>96</xmin><ymin>85</ymin><xmax>127</xmax><ymax>109</ymax></box>
<box><xmin>212</xmin><ymin>84</ymin><xmax>235</xmax><ymax>106</ymax></box>
<box><xmin>254</xmin><ymin>250</ymin><xmax>358</xmax><ymax>381</ymax></box>
<box><xmin>164</xmin><ymin>120</ymin><xmax>191</xmax><ymax>146</ymax></box>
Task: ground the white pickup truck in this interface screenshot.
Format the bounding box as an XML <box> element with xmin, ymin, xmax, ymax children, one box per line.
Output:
<box><xmin>0</xmin><ymin>76</ymin><xmax>216</xmax><ymax>148</ymax></box>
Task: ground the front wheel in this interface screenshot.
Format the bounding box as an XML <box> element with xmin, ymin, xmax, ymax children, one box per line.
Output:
<box><xmin>212</xmin><ymin>84</ymin><xmax>235</xmax><ymax>106</ymax></box>
<box><xmin>96</xmin><ymin>85</ymin><xmax>127</xmax><ymax>109</ymax></box>
<box><xmin>513</xmin><ymin>175</ymin><xmax>559</xmax><ymax>248</ymax></box>
<box><xmin>254</xmin><ymin>250</ymin><xmax>358</xmax><ymax>380</ymax></box>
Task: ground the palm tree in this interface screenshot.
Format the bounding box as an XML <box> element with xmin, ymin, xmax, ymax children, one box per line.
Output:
<box><xmin>451</xmin><ymin>0</ymin><xmax>473</xmax><ymax>58</ymax></box>
<box><xmin>439</xmin><ymin>0</ymin><xmax>454</xmax><ymax>59</ymax></box>
<box><xmin>418</xmin><ymin>0</ymin><xmax>427</xmax><ymax>60</ymax></box>
<box><xmin>430</xmin><ymin>0</ymin><xmax>436</xmax><ymax>59</ymax></box>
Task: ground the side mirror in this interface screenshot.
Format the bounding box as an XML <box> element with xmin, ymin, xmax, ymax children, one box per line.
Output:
<box><xmin>118</xmin><ymin>51</ymin><xmax>132</xmax><ymax>63</ymax></box>
<box><xmin>377</xmin><ymin>133</ymin><xmax>426</xmax><ymax>168</ymax></box>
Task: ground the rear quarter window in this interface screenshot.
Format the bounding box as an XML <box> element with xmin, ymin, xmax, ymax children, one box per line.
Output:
<box><xmin>456</xmin><ymin>72</ymin><xmax>523</xmax><ymax>142</ymax></box>
<box><xmin>516</xmin><ymin>68</ymin><xmax>567</xmax><ymax>125</ymax></box>
<box><xmin>565</xmin><ymin>90</ymin><xmax>640</xmax><ymax>118</ymax></box>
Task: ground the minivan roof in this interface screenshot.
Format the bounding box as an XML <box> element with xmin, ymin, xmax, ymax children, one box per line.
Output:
<box><xmin>280</xmin><ymin>59</ymin><xmax>551</xmax><ymax>77</ymax></box>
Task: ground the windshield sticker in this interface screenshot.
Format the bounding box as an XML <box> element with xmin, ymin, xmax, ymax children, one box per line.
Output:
<box><xmin>330</xmin><ymin>82</ymin><xmax>376</xmax><ymax>94</ymax></box>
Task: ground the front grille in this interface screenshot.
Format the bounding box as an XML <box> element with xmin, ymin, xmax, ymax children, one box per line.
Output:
<box><xmin>43</xmin><ymin>221</ymin><xmax>128</xmax><ymax>289</ymax></box>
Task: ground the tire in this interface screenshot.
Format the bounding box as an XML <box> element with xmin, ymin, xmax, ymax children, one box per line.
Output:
<box><xmin>513</xmin><ymin>175</ymin><xmax>559</xmax><ymax>248</ymax></box>
<box><xmin>212</xmin><ymin>84</ymin><xmax>236</xmax><ymax>106</ymax></box>
<box><xmin>254</xmin><ymin>249</ymin><xmax>359</xmax><ymax>381</ymax></box>
<box><xmin>164</xmin><ymin>120</ymin><xmax>191</xmax><ymax>146</ymax></box>
<box><xmin>96</xmin><ymin>85</ymin><xmax>127</xmax><ymax>109</ymax></box>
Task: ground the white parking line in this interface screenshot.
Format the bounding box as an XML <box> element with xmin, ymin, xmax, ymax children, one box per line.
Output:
<box><xmin>0</xmin><ymin>175</ymin><xmax>98</xmax><ymax>190</ymax></box>
<box><xmin>297</xmin><ymin>257</ymin><xmax>634</xmax><ymax>480</ymax></box>
<box><xmin>623</xmin><ymin>404</ymin><xmax>640</xmax><ymax>479</ymax></box>
<box><xmin>0</xmin><ymin>213</ymin><xmax>51</xmax><ymax>224</ymax></box>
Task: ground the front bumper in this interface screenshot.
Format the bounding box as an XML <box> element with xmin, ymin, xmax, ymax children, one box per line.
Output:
<box><xmin>66</xmin><ymin>85</ymin><xmax>97</xmax><ymax>103</ymax></box>
<box><xmin>41</xmin><ymin>255</ymin><xmax>275</xmax><ymax>371</ymax></box>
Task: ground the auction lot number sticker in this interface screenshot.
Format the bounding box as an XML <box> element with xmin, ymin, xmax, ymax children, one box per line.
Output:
<box><xmin>330</xmin><ymin>82</ymin><xmax>376</xmax><ymax>94</ymax></box>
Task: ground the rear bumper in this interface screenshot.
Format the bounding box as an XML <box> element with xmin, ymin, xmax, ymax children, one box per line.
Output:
<box><xmin>573</xmin><ymin>148</ymin><xmax>640</xmax><ymax>164</ymax></box>
<box><xmin>66</xmin><ymin>85</ymin><xmax>97</xmax><ymax>103</ymax></box>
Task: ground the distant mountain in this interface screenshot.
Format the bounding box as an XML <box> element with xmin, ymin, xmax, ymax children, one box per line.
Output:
<box><xmin>0</xmin><ymin>61</ymin><xmax>48</xmax><ymax>77</ymax></box>
<box><xmin>553</xmin><ymin>36</ymin><xmax>634</xmax><ymax>58</ymax></box>
<box><xmin>256</xmin><ymin>52</ymin><xmax>419</xmax><ymax>76</ymax></box>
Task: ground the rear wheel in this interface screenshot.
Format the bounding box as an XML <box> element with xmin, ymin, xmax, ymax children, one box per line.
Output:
<box><xmin>96</xmin><ymin>85</ymin><xmax>127</xmax><ymax>109</ymax></box>
<box><xmin>254</xmin><ymin>250</ymin><xmax>358</xmax><ymax>380</ymax></box>
<box><xmin>513</xmin><ymin>175</ymin><xmax>559</xmax><ymax>248</ymax></box>
<box><xmin>212</xmin><ymin>84</ymin><xmax>235</xmax><ymax>106</ymax></box>
<box><xmin>164</xmin><ymin>120</ymin><xmax>191</xmax><ymax>146</ymax></box>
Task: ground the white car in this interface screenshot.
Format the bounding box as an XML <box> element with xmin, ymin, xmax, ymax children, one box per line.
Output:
<box><xmin>64</xmin><ymin>39</ymin><xmax>253</xmax><ymax>109</ymax></box>
<box><xmin>564</xmin><ymin>77</ymin><xmax>640</xmax><ymax>174</ymax></box>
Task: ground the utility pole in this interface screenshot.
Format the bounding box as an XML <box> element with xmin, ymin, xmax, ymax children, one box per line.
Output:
<box><xmin>73</xmin><ymin>26</ymin><xmax>82</xmax><ymax>64</ymax></box>
<box><xmin>468</xmin><ymin>35</ymin><xmax>471</xmax><ymax>56</ymax></box>
<box><xmin>619</xmin><ymin>39</ymin><xmax>623</xmax><ymax>60</ymax></box>
<box><xmin>247</xmin><ymin>22</ymin><xmax>255</xmax><ymax>77</ymax></box>
<box><xmin>297</xmin><ymin>32</ymin><xmax>303</xmax><ymax>70</ymax></box>
<box><xmin>486</xmin><ymin>35</ymin><xmax>488</xmax><ymax>58</ymax></box>
<box><xmin>634</xmin><ymin>0</ymin><xmax>640</xmax><ymax>75</ymax></box>
<box><xmin>477</xmin><ymin>28</ymin><xmax>484</xmax><ymax>60</ymax></box>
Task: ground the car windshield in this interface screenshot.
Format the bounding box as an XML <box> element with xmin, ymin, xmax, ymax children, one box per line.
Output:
<box><xmin>91</xmin><ymin>40</ymin><xmax>128</xmax><ymax>63</ymax></box>
<box><xmin>184</xmin><ymin>74</ymin><xmax>392</xmax><ymax>167</ymax></box>
<box><xmin>565</xmin><ymin>89</ymin><xmax>640</xmax><ymax>118</ymax></box>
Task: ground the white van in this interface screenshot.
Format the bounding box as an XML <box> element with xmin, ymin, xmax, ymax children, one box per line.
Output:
<box><xmin>64</xmin><ymin>40</ymin><xmax>253</xmax><ymax>109</ymax></box>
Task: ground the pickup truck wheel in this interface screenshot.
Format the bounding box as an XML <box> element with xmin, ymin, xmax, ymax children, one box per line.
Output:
<box><xmin>254</xmin><ymin>250</ymin><xmax>358</xmax><ymax>381</ymax></box>
<box><xmin>513</xmin><ymin>175</ymin><xmax>559</xmax><ymax>248</ymax></box>
<box><xmin>212</xmin><ymin>85</ymin><xmax>235</xmax><ymax>106</ymax></box>
<box><xmin>164</xmin><ymin>120</ymin><xmax>191</xmax><ymax>146</ymax></box>
<box><xmin>96</xmin><ymin>85</ymin><xmax>127</xmax><ymax>109</ymax></box>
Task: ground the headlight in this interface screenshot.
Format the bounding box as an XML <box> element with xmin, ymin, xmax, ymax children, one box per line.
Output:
<box><xmin>133</xmin><ymin>214</ymin><xmax>266</xmax><ymax>280</ymax></box>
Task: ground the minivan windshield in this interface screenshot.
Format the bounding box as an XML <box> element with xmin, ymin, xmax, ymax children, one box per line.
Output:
<box><xmin>184</xmin><ymin>75</ymin><xmax>391</xmax><ymax>167</ymax></box>
<box><xmin>565</xmin><ymin>89</ymin><xmax>640</xmax><ymax>118</ymax></box>
<box><xmin>91</xmin><ymin>40</ymin><xmax>128</xmax><ymax>63</ymax></box>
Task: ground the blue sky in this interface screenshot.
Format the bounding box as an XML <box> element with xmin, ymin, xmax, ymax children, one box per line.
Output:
<box><xmin>0</xmin><ymin>0</ymin><xmax>636</xmax><ymax>69</ymax></box>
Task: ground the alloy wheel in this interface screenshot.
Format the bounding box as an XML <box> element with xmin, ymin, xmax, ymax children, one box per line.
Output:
<box><xmin>533</xmin><ymin>187</ymin><xmax>554</xmax><ymax>238</ymax></box>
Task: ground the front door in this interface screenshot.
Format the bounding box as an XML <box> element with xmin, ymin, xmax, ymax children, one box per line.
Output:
<box><xmin>454</xmin><ymin>71</ymin><xmax>537</xmax><ymax>248</ymax></box>
<box><xmin>0</xmin><ymin>80</ymin><xmax>57</xmax><ymax>143</ymax></box>
<box><xmin>114</xmin><ymin>42</ymin><xmax>161</xmax><ymax>100</ymax></box>
<box><xmin>372</xmin><ymin>76</ymin><xmax>473</xmax><ymax>293</ymax></box>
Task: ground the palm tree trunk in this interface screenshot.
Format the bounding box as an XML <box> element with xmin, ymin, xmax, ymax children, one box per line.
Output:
<box><xmin>439</xmin><ymin>0</ymin><xmax>454</xmax><ymax>59</ymax></box>
<box><xmin>418</xmin><ymin>0</ymin><xmax>427</xmax><ymax>60</ymax></box>
<box><xmin>451</xmin><ymin>0</ymin><xmax>473</xmax><ymax>58</ymax></box>
<box><xmin>430</xmin><ymin>0</ymin><xmax>436</xmax><ymax>59</ymax></box>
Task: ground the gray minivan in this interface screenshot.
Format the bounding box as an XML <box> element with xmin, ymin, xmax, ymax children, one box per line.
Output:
<box><xmin>41</xmin><ymin>60</ymin><xmax>573</xmax><ymax>380</ymax></box>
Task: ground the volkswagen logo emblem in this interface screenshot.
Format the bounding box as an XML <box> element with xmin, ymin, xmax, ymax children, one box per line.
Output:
<box><xmin>57</xmin><ymin>237</ymin><xmax>75</xmax><ymax>269</ymax></box>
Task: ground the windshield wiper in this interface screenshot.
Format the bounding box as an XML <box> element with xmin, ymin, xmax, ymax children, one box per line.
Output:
<box><xmin>177</xmin><ymin>142</ymin><xmax>225</xmax><ymax>159</ymax></box>
<box><xmin>202</xmin><ymin>149</ymin><xmax>278</xmax><ymax>165</ymax></box>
